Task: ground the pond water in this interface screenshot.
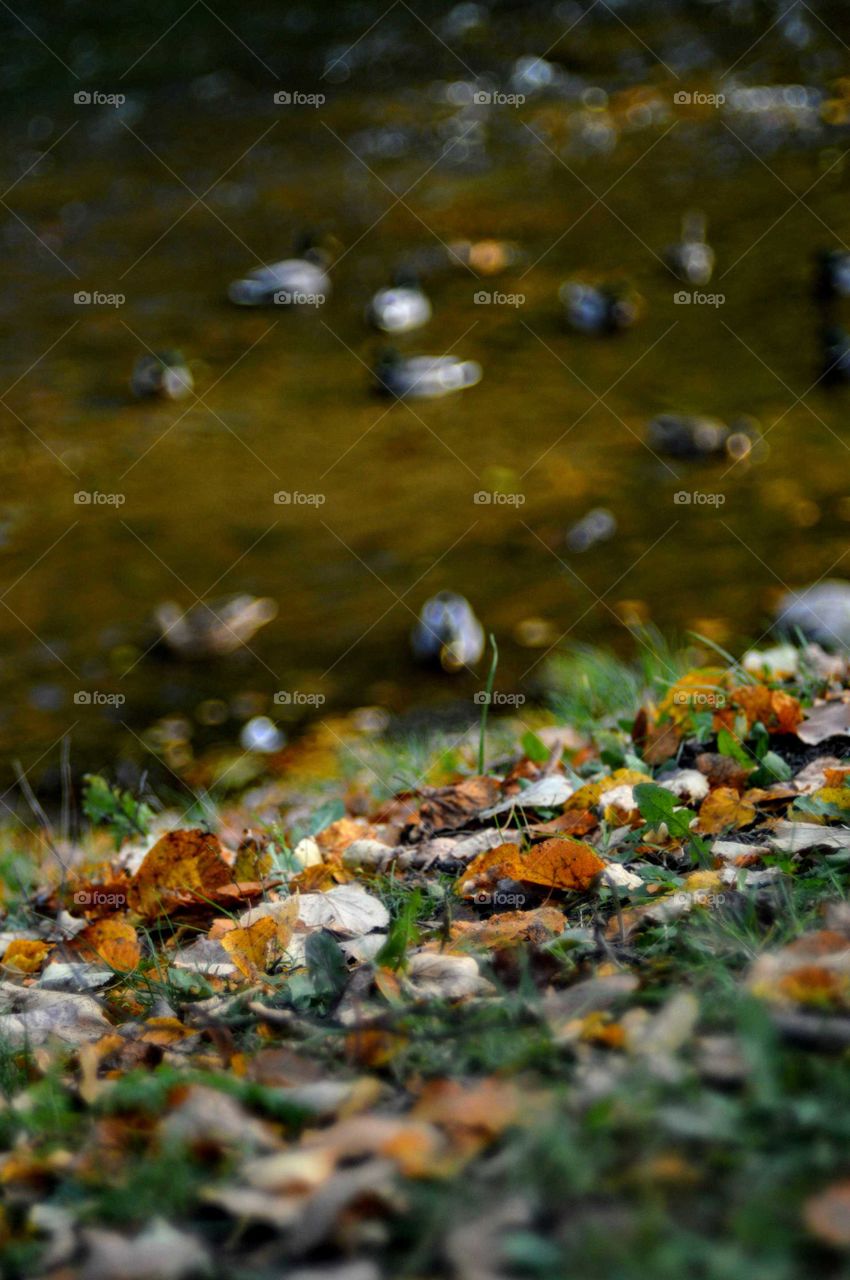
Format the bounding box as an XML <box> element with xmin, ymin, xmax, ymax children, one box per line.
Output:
<box><xmin>2</xmin><ymin>0</ymin><xmax>850</xmax><ymax>788</ymax></box>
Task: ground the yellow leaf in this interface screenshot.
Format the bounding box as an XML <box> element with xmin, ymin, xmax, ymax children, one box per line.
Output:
<box><xmin>564</xmin><ymin>769</ymin><xmax>650</xmax><ymax>812</ymax></box>
<box><xmin>77</xmin><ymin>914</ymin><xmax>140</xmax><ymax>972</ymax></box>
<box><xmin>696</xmin><ymin>787</ymin><xmax>756</xmax><ymax>834</ymax></box>
<box><xmin>127</xmin><ymin>829</ymin><xmax>233</xmax><ymax>918</ymax></box>
<box><xmin>221</xmin><ymin>916</ymin><xmax>278</xmax><ymax>979</ymax></box>
<box><xmin>1</xmin><ymin>939</ymin><xmax>50</xmax><ymax>973</ymax></box>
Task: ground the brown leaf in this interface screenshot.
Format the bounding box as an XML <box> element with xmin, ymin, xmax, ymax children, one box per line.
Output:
<box><xmin>696</xmin><ymin>752</ymin><xmax>752</xmax><ymax>791</ymax></box>
<box><xmin>805</xmin><ymin>1181</ymin><xmax>850</xmax><ymax>1247</ymax></box>
<box><xmin>451</xmin><ymin>907</ymin><xmax>565</xmax><ymax>948</ymax></box>
<box><xmin>233</xmin><ymin>832</ymin><xmax>273</xmax><ymax>881</ymax></box>
<box><xmin>221</xmin><ymin>917</ymin><xmax>278</xmax><ymax>979</ymax></box>
<box><xmin>76</xmin><ymin>915</ymin><xmax>140</xmax><ymax>972</ymax></box>
<box><xmin>696</xmin><ymin>787</ymin><xmax>757</xmax><ymax>834</ymax></box>
<box><xmin>418</xmin><ymin>777</ymin><xmax>502</xmax><ymax>833</ymax></box>
<box><xmin>127</xmin><ymin>829</ymin><xmax>233</xmax><ymax>918</ymax></box>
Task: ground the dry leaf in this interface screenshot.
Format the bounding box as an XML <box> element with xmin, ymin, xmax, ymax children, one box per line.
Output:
<box><xmin>714</xmin><ymin>685</ymin><xmax>803</xmax><ymax>736</ymax></box>
<box><xmin>520</xmin><ymin>838</ymin><xmax>606</xmax><ymax>891</ymax></box>
<box><xmin>696</xmin><ymin>787</ymin><xmax>757</xmax><ymax>834</ymax></box>
<box><xmin>417</xmin><ymin>777</ymin><xmax>502</xmax><ymax>833</ymax></box>
<box><xmin>2</xmin><ymin>939</ymin><xmax>51</xmax><ymax>973</ymax></box>
<box><xmin>451</xmin><ymin>907</ymin><xmax>565</xmax><ymax>948</ymax></box>
<box><xmin>127</xmin><ymin>829</ymin><xmax>233</xmax><ymax>918</ymax></box>
<box><xmin>221</xmin><ymin>916</ymin><xmax>279</xmax><ymax>979</ymax></box>
<box><xmin>76</xmin><ymin>915</ymin><xmax>140</xmax><ymax>972</ymax></box>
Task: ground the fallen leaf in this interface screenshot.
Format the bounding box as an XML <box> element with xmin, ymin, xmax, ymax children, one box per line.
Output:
<box><xmin>417</xmin><ymin>777</ymin><xmax>502</xmax><ymax>833</ymax></box>
<box><xmin>297</xmin><ymin>884</ymin><xmax>390</xmax><ymax>937</ymax></box>
<box><xmin>79</xmin><ymin>1216</ymin><xmax>211</xmax><ymax>1280</ymax></box>
<box><xmin>480</xmin><ymin>775</ymin><xmax>573</xmax><ymax>818</ymax></box>
<box><xmin>76</xmin><ymin>915</ymin><xmax>140</xmax><ymax>972</ymax></box>
<box><xmin>0</xmin><ymin>981</ymin><xmax>110</xmax><ymax>1046</ymax></box>
<box><xmin>696</xmin><ymin>787</ymin><xmax>757</xmax><ymax>834</ymax></box>
<box><xmin>451</xmin><ymin>906</ymin><xmax>565</xmax><ymax>948</ymax></box>
<box><xmin>403</xmin><ymin>951</ymin><xmax>494</xmax><ymax>1001</ymax></box>
<box><xmin>805</xmin><ymin>1181</ymin><xmax>850</xmax><ymax>1248</ymax></box>
<box><xmin>2</xmin><ymin>939</ymin><xmax>51</xmax><ymax>973</ymax></box>
<box><xmin>797</xmin><ymin>700</ymin><xmax>850</xmax><ymax>746</ymax></box>
<box><xmin>565</xmin><ymin>769</ymin><xmax>651</xmax><ymax>813</ymax></box>
<box><xmin>233</xmin><ymin>832</ymin><xmax>273</xmax><ymax>881</ymax></box>
<box><xmin>714</xmin><ymin>685</ymin><xmax>803</xmax><ymax>736</ymax></box>
<box><xmin>221</xmin><ymin>916</ymin><xmax>279</xmax><ymax>979</ymax></box>
<box><xmin>520</xmin><ymin>838</ymin><xmax>607</xmax><ymax>890</ymax></box>
<box><xmin>127</xmin><ymin>829</ymin><xmax>233</xmax><ymax>918</ymax></box>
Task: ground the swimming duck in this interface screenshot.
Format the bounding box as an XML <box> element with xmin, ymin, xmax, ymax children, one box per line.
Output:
<box><xmin>228</xmin><ymin>234</ymin><xmax>331</xmax><ymax>307</ymax></box>
<box><xmin>821</xmin><ymin>325</ymin><xmax>850</xmax><ymax>382</ymax></box>
<box><xmin>411</xmin><ymin>592</ymin><xmax>485</xmax><ymax>672</ymax></box>
<box><xmin>815</xmin><ymin>250</ymin><xmax>850</xmax><ymax>302</ymax></box>
<box><xmin>664</xmin><ymin>211</ymin><xmax>715</xmax><ymax>285</ymax></box>
<box><xmin>153</xmin><ymin>595</ymin><xmax>278</xmax><ymax>659</ymax></box>
<box><xmin>366</xmin><ymin>273</ymin><xmax>432</xmax><ymax>334</ymax></box>
<box><xmin>559</xmin><ymin>279</ymin><xmax>643</xmax><ymax>334</ymax></box>
<box><xmin>374</xmin><ymin>351</ymin><xmax>482</xmax><ymax>399</ymax></box>
<box><xmin>647</xmin><ymin>413</ymin><xmax>760</xmax><ymax>460</ymax></box>
<box><xmin>130</xmin><ymin>351</ymin><xmax>193</xmax><ymax>400</ymax></box>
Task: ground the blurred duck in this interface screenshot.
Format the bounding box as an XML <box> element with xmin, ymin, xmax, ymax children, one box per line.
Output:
<box><xmin>664</xmin><ymin>211</ymin><xmax>715</xmax><ymax>285</ymax></box>
<box><xmin>228</xmin><ymin>234</ymin><xmax>331</xmax><ymax>307</ymax></box>
<box><xmin>815</xmin><ymin>250</ymin><xmax>850</xmax><ymax>302</ymax></box>
<box><xmin>411</xmin><ymin>592</ymin><xmax>485</xmax><ymax>672</ymax></box>
<box><xmin>375</xmin><ymin>351</ymin><xmax>482</xmax><ymax>399</ymax></box>
<box><xmin>130</xmin><ymin>351</ymin><xmax>193</xmax><ymax>400</ymax></box>
<box><xmin>154</xmin><ymin>595</ymin><xmax>278</xmax><ymax>659</ymax></box>
<box><xmin>647</xmin><ymin>413</ymin><xmax>760</xmax><ymax>460</ymax></box>
<box><xmin>821</xmin><ymin>326</ymin><xmax>850</xmax><ymax>382</ymax></box>
<box><xmin>367</xmin><ymin>273</ymin><xmax>432</xmax><ymax>334</ymax></box>
<box><xmin>559</xmin><ymin>279</ymin><xmax>643</xmax><ymax>334</ymax></box>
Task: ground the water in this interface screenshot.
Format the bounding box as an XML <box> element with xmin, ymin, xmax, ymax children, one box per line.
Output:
<box><xmin>2</xmin><ymin>0</ymin><xmax>850</xmax><ymax>786</ymax></box>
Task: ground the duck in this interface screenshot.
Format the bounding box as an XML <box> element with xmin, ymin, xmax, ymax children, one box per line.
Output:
<box><xmin>153</xmin><ymin>595</ymin><xmax>278</xmax><ymax>659</ymax></box>
<box><xmin>130</xmin><ymin>351</ymin><xmax>193</xmax><ymax>400</ymax></box>
<box><xmin>559</xmin><ymin>278</ymin><xmax>643</xmax><ymax>334</ymax></box>
<box><xmin>664</xmin><ymin>211</ymin><xmax>715</xmax><ymax>285</ymax></box>
<box><xmin>815</xmin><ymin>250</ymin><xmax>850</xmax><ymax>302</ymax></box>
<box><xmin>821</xmin><ymin>325</ymin><xmax>850</xmax><ymax>382</ymax></box>
<box><xmin>411</xmin><ymin>592</ymin><xmax>485</xmax><ymax>672</ymax></box>
<box><xmin>374</xmin><ymin>350</ymin><xmax>482</xmax><ymax>399</ymax></box>
<box><xmin>227</xmin><ymin>234</ymin><xmax>331</xmax><ymax>307</ymax></box>
<box><xmin>366</xmin><ymin>272</ymin><xmax>432</xmax><ymax>334</ymax></box>
<box><xmin>647</xmin><ymin>413</ymin><xmax>761</xmax><ymax>460</ymax></box>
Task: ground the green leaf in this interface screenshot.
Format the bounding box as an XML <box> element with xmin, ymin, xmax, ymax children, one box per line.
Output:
<box><xmin>521</xmin><ymin>730</ymin><xmax>549</xmax><ymax>766</ymax></box>
<box><xmin>376</xmin><ymin>889</ymin><xmax>421</xmax><ymax>971</ymax></box>
<box><xmin>716</xmin><ymin>728</ymin><xmax>753</xmax><ymax>766</ymax></box>
<box><xmin>82</xmin><ymin>774</ymin><xmax>155</xmax><ymax>850</ymax></box>
<box><xmin>633</xmin><ymin>783</ymin><xmax>693</xmax><ymax>838</ymax></box>
<box><xmin>308</xmin><ymin>800</ymin><xmax>345</xmax><ymax>837</ymax></box>
<box><xmin>305</xmin><ymin>930</ymin><xmax>348</xmax><ymax>1002</ymax></box>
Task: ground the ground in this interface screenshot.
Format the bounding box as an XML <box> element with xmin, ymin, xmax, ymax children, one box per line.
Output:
<box><xmin>4</xmin><ymin>642</ymin><xmax>850</xmax><ymax>1279</ymax></box>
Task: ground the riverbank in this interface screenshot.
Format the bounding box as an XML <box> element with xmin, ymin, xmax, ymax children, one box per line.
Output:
<box><xmin>4</xmin><ymin>639</ymin><xmax>850</xmax><ymax>1278</ymax></box>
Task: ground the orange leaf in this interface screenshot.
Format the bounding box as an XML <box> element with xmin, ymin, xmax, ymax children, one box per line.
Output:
<box><xmin>456</xmin><ymin>844</ymin><xmax>525</xmax><ymax>897</ymax></box>
<box><xmin>521</xmin><ymin>838</ymin><xmax>606</xmax><ymax>891</ymax></box>
<box><xmin>127</xmin><ymin>829</ymin><xmax>233</xmax><ymax>918</ymax></box>
<box><xmin>714</xmin><ymin>685</ymin><xmax>803</xmax><ymax>736</ymax></box>
<box><xmin>221</xmin><ymin>916</ymin><xmax>278</xmax><ymax>979</ymax></box>
<box><xmin>1</xmin><ymin>939</ymin><xmax>50</xmax><ymax>973</ymax></box>
<box><xmin>696</xmin><ymin>787</ymin><xmax>756</xmax><ymax>834</ymax></box>
<box><xmin>451</xmin><ymin>906</ymin><xmax>565</xmax><ymax>948</ymax></box>
<box><xmin>77</xmin><ymin>915</ymin><xmax>140</xmax><ymax>972</ymax></box>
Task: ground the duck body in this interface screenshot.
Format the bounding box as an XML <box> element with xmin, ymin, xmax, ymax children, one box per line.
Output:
<box><xmin>130</xmin><ymin>351</ymin><xmax>193</xmax><ymax>400</ymax></box>
<box><xmin>664</xmin><ymin>212</ymin><xmax>715</xmax><ymax>285</ymax></box>
<box><xmin>367</xmin><ymin>284</ymin><xmax>432</xmax><ymax>334</ymax></box>
<box><xmin>559</xmin><ymin>280</ymin><xmax>641</xmax><ymax>334</ymax></box>
<box><xmin>411</xmin><ymin>592</ymin><xmax>485</xmax><ymax>671</ymax></box>
<box><xmin>647</xmin><ymin>413</ymin><xmax>759</xmax><ymax>460</ymax></box>
<box><xmin>821</xmin><ymin>326</ymin><xmax>850</xmax><ymax>382</ymax></box>
<box><xmin>154</xmin><ymin>595</ymin><xmax>278</xmax><ymax>659</ymax></box>
<box><xmin>228</xmin><ymin>256</ymin><xmax>330</xmax><ymax>307</ymax></box>
<box><xmin>375</xmin><ymin>353</ymin><xmax>482</xmax><ymax>399</ymax></box>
